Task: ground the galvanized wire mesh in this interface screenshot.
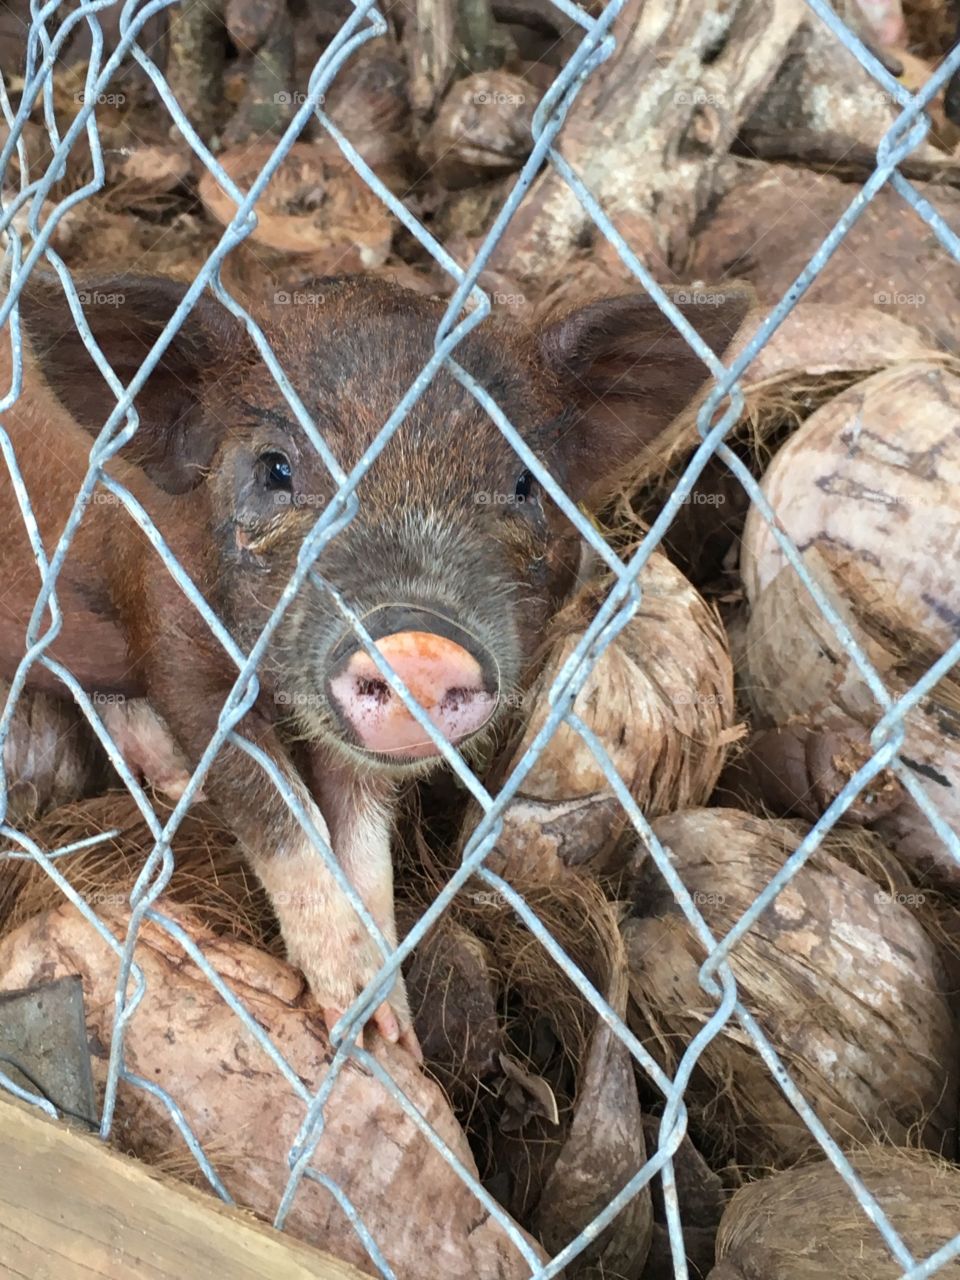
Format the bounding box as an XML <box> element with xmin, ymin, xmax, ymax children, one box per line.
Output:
<box><xmin>1</xmin><ymin>0</ymin><xmax>959</xmax><ymax>1276</ymax></box>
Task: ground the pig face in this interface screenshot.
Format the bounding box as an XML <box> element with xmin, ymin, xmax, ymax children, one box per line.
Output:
<box><xmin>21</xmin><ymin>273</ymin><xmax>749</xmax><ymax>776</ymax></box>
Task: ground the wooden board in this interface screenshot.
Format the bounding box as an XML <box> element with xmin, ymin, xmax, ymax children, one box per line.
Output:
<box><xmin>0</xmin><ymin>1095</ymin><xmax>371</xmax><ymax>1280</ymax></box>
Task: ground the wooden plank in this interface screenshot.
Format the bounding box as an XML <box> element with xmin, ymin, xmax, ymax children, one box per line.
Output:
<box><xmin>0</xmin><ymin>1095</ymin><xmax>371</xmax><ymax>1280</ymax></box>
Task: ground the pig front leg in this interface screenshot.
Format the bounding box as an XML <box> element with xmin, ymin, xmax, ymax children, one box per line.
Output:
<box><xmin>134</xmin><ymin>666</ymin><xmax>411</xmax><ymax>1049</ymax></box>
<box><xmin>215</xmin><ymin>741</ymin><xmax>413</xmax><ymax>1053</ymax></box>
<box><xmin>249</xmin><ymin>804</ymin><xmax>412</xmax><ymax>1053</ymax></box>
<box><xmin>210</xmin><ymin>746</ymin><xmax>409</xmax><ymax>1051</ymax></box>
<box><xmin>305</xmin><ymin>753</ymin><xmax>421</xmax><ymax>1060</ymax></box>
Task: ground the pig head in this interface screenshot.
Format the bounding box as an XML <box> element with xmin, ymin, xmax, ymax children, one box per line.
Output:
<box><xmin>1</xmin><ymin>273</ymin><xmax>749</xmax><ymax>1054</ymax></box>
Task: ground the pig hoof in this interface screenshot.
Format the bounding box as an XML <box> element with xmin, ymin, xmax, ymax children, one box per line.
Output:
<box><xmin>313</xmin><ymin>961</ymin><xmax>420</xmax><ymax>1059</ymax></box>
<box><xmin>398</xmin><ymin>1022</ymin><xmax>424</xmax><ymax>1063</ymax></box>
<box><xmin>322</xmin><ymin>999</ymin><xmax>421</xmax><ymax>1061</ymax></box>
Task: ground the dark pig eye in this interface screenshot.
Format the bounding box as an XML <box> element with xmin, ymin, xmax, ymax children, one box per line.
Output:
<box><xmin>260</xmin><ymin>450</ymin><xmax>293</xmax><ymax>492</ymax></box>
<box><xmin>515</xmin><ymin>469</ymin><xmax>536</xmax><ymax>503</ymax></box>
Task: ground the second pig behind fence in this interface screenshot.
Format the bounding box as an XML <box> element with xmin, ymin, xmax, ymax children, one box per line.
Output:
<box><xmin>0</xmin><ymin>269</ymin><xmax>749</xmax><ymax>1055</ymax></box>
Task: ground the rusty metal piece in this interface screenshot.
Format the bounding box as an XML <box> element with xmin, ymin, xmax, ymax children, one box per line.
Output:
<box><xmin>0</xmin><ymin>975</ymin><xmax>97</xmax><ymax>1129</ymax></box>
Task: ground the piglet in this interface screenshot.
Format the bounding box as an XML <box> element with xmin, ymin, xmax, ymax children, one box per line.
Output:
<box><xmin>0</xmin><ymin>273</ymin><xmax>748</xmax><ymax>1054</ymax></box>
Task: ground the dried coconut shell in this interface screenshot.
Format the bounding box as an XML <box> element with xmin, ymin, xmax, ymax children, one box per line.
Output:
<box><xmin>224</xmin><ymin>0</ymin><xmax>283</xmax><ymax>51</ymax></box>
<box><xmin>710</xmin><ymin>1146</ymin><xmax>960</xmax><ymax>1279</ymax></box>
<box><xmin>741</xmin><ymin>361</ymin><xmax>960</xmax><ymax>634</ymax></box>
<box><xmin>48</xmin><ymin>205</ymin><xmax>218</xmax><ymax>283</ymax></box>
<box><xmin>103</xmin><ymin>143</ymin><xmax>193</xmax><ymax>213</ymax></box>
<box><xmin>623</xmin><ymin>807</ymin><xmax>958</xmax><ymax>1169</ymax></box>
<box><xmin>739</xmin><ymin>16</ymin><xmax>949</xmax><ymax>171</ymax></box>
<box><xmin>432</xmin><ymin>177</ymin><xmax>514</xmax><ymax>246</ymax></box>
<box><xmin>0</xmin><ymin>896</ymin><xmax>544</xmax><ymax>1280</ymax></box>
<box><xmin>466</xmin><ymin>552</ymin><xmax>738</xmax><ymax>887</ymax></box>
<box><xmin>742</xmin><ymin>554</ymin><xmax>960</xmax><ymax>882</ymax></box>
<box><xmin>691</xmin><ymin>166</ymin><xmax>960</xmax><ymax>350</ymax></box>
<box><xmin>3</xmin><ymin>793</ymin><xmax>648</xmax><ymax>1275</ymax></box>
<box><xmin>483</xmin><ymin>794</ymin><xmax>627</xmax><ymax>885</ymax></box>
<box><xmin>718</xmin><ymin>721</ymin><xmax>907</xmax><ymax>825</ymax></box>
<box><xmin>323</xmin><ymin>39</ymin><xmax>412</xmax><ymax>180</ymax></box>
<box><xmin>607</xmin><ymin>298</ymin><xmax>932</xmax><ymax>588</ymax></box>
<box><xmin>740</xmin><ymin>362</ymin><xmax>960</xmax><ymax>885</ymax></box>
<box><xmin>406</xmin><ymin>915</ymin><xmax>502</xmax><ymax>1090</ymax></box>
<box><xmin>420</xmin><ymin>72</ymin><xmax>540</xmax><ymax>190</ymax></box>
<box><xmin>616</xmin><ymin>295</ymin><xmax>933</xmax><ymax>499</ymax></box>
<box><xmin>199</xmin><ymin>140</ymin><xmax>393</xmax><ymax>271</ymax></box>
<box><xmin>641</xmin><ymin>1112</ymin><xmax>724</xmax><ymax>1280</ymax></box>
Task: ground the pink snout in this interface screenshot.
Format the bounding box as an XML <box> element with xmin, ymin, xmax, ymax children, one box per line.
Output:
<box><xmin>328</xmin><ymin>630</ymin><xmax>496</xmax><ymax>759</ymax></box>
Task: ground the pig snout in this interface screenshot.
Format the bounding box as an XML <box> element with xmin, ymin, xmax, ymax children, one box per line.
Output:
<box><xmin>326</xmin><ymin>607</ymin><xmax>498</xmax><ymax>759</ymax></box>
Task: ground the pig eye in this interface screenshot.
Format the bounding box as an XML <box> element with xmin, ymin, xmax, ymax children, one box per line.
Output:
<box><xmin>515</xmin><ymin>469</ymin><xmax>536</xmax><ymax>503</ymax></box>
<box><xmin>260</xmin><ymin>450</ymin><xmax>293</xmax><ymax>492</ymax></box>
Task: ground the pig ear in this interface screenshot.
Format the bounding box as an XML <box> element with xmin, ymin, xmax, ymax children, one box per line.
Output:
<box><xmin>540</xmin><ymin>287</ymin><xmax>752</xmax><ymax>501</ymax></box>
<box><xmin>17</xmin><ymin>273</ymin><xmax>246</xmax><ymax>493</ymax></box>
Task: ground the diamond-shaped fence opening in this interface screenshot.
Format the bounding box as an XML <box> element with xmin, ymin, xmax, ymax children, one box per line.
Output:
<box><xmin>1</xmin><ymin>0</ymin><xmax>960</xmax><ymax>1276</ymax></box>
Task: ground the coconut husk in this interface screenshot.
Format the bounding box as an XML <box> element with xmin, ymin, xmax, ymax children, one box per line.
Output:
<box><xmin>2</xmin><ymin>113</ymin><xmax>192</xmax><ymax>217</ymax></box>
<box><xmin>0</xmin><ymin>897</ymin><xmax>544</xmax><ymax>1280</ymax></box>
<box><xmin>741</xmin><ymin>361</ymin><xmax>960</xmax><ymax>638</ymax></box>
<box><xmin>740</xmin><ymin>362</ymin><xmax>960</xmax><ymax>886</ymax></box>
<box><xmin>641</xmin><ymin>1112</ymin><xmax>725</xmax><ymax>1280</ymax></box>
<box><xmin>481</xmin><ymin>794</ymin><xmax>628</xmax><ymax>886</ymax></box>
<box><xmin>710</xmin><ymin>1146</ymin><xmax>960</xmax><ymax>1279</ymax></box>
<box><xmin>614</xmin><ymin>290</ymin><xmax>936</xmax><ymax>505</ymax></box>
<box><xmin>432</xmin><ymin>176</ymin><xmax>515</xmax><ymax>245</ymax></box>
<box><xmin>198</xmin><ymin>140</ymin><xmax>394</xmax><ymax>277</ymax></box>
<box><xmin>323</xmin><ymin>37</ymin><xmax>413</xmax><ymax>178</ymax></box>
<box><xmin>606</xmin><ymin>298</ymin><xmax>934</xmax><ymax>592</ymax></box>
<box><xmin>224</xmin><ymin>0</ymin><xmax>284</xmax><ymax>51</ymax></box>
<box><xmin>532</xmin><ymin>881</ymin><xmax>651</xmax><ymax>1279</ymax></box>
<box><xmin>717</xmin><ymin>721</ymin><xmax>907</xmax><ymax>825</ymax></box>
<box><xmin>420</xmin><ymin>72</ymin><xmax>540</xmax><ymax>190</ymax></box>
<box><xmin>743</xmin><ymin>552</ymin><xmax>960</xmax><ymax>886</ymax></box>
<box><xmin>0</xmin><ymin>682</ymin><xmax>111</xmax><ymax>829</ymax></box>
<box><xmin>692</xmin><ymin>167</ymin><xmax>960</xmax><ymax>350</ymax></box>
<box><xmin>0</xmin><ymin>792</ymin><xmax>268</xmax><ymax>949</ymax></box>
<box><xmin>401</xmin><ymin>868</ymin><xmax>650</xmax><ymax>1275</ymax></box>
<box><xmin>46</xmin><ymin>205</ymin><xmax>219</xmax><ymax>283</ymax></box>
<box><xmin>406</xmin><ymin>914</ymin><xmax>502</xmax><ymax>1090</ymax></box>
<box><xmin>6</xmin><ymin>792</ymin><xmax>649</xmax><ymax>1271</ymax></box>
<box><xmin>0</xmin><ymin>4</ymin><xmax>166</xmax><ymax>77</ymax></box>
<box><xmin>903</xmin><ymin>0</ymin><xmax>956</xmax><ymax>57</ymax></box>
<box><xmin>458</xmin><ymin>551</ymin><xmax>739</xmax><ymax>889</ymax></box>
<box><xmin>623</xmin><ymin>807</ymin><xmax>958</xmax><ymax>1170</ymax></box>
<box><xmin>738</xmin><ymin>16</ymin><xmax>952</xmax><ymax>172</ymax></box>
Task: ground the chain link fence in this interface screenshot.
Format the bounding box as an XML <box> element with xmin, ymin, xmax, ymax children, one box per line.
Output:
<box><xmin>1</xmin><ymin>0</ymin><xmax>959</xmax><ymax>1276</ymax></box>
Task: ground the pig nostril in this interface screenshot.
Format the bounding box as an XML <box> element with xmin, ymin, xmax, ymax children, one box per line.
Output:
<box><xmin>440</xmin><ymin>686</ymin><xmax>479</xmax><ymax>712</ymax></box>
<box><xmin>357</xmin><ymin>677</ymin><xmax>391</xmax><ymax>704</ymax></box>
